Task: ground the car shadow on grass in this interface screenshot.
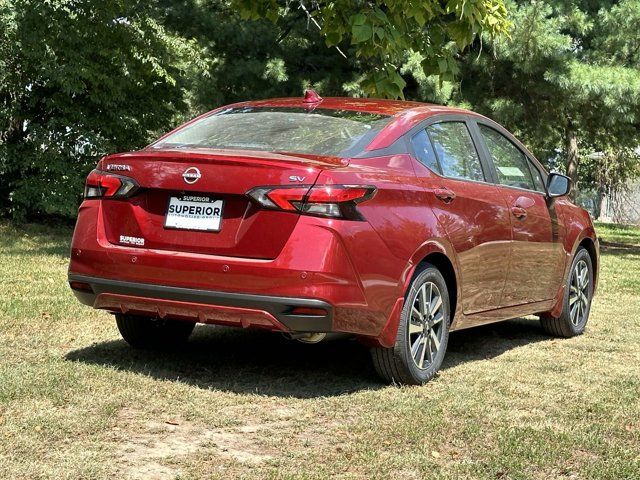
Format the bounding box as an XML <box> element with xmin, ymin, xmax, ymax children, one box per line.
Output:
<box><xmin>445</xmin><ymin>317</ymin><xmax>550</xmax><ymax>370</ymax></box>
<box><xmin>600</xmin><ymin>242</ymin><xmax>640</xmax><ymax>256</ymax></box>
<box><xmin>65</xmin><ymin>317</ymin><xmax>551</xmax><ymax>398</ymax></box>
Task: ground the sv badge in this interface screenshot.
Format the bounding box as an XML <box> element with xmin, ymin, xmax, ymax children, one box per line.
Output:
<box><xmin>289</xmin><ymin>175</ymin><xmax>306</xmax><ymax>182</ymax></box>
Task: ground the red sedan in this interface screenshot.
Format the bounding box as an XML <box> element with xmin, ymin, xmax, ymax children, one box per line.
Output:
<box><xmin>68</xmin><ymin>91</ymin><xmax>599</xmax><ymax>385</ymax></box>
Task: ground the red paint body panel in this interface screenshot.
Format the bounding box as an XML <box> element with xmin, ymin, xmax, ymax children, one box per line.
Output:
<box><xmin>69</xmin><ymin>96</ymin><xmax>599</xmax><ymax>347</ymax></box>
<box><xmin>417</xmin><ymin>168</ymin><xmax>513</xmax><ymax>314</ymax></box>
<box><xmin>497</xmin><ymin>187</ymin><xmax>567</xmax><ymax>305</ymax></box>
<box><xmin>97</xmin><ymin>150</ymin><xmax>334</xmax><ymax>259</ymax></box>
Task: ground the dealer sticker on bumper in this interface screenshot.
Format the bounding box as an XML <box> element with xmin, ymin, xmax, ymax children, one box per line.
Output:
<box><xmin>164</xmin><ymin>195</ymin><xmax>224</xmax><ymax>232</ymax></box>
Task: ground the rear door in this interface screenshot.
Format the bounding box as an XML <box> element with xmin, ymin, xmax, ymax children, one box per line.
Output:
<box><xmin>474</xmin><ymin>122</ymin><xmax>565</xmax><ymax>304</ymax></box>
<box><xmin>410</xmin><ymin>118</ymin><xmax>512</xmax><ymax>314</ymax></box>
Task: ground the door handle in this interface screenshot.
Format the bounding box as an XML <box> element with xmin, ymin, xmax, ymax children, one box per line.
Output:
<box><xmin>511</xmin><ymin>206</ymin><xmax>527</xmax><ymax>219</ymax></box>
<box><xmin>434</xmin><ymin>188</ymin><xmax>456</xmax><ymax>203</ymax></box>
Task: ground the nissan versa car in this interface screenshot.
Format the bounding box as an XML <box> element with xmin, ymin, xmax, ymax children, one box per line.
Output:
<box><xmin>68</xmin><ymin>90</ymin><xmax>598</xmax><ymax>385</ymax></box>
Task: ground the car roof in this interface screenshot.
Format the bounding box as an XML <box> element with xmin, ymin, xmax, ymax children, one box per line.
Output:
<box><xmin>227</xmin><ymin>96</ymin><xmax>473</xmax><ymax>117</ymax></box>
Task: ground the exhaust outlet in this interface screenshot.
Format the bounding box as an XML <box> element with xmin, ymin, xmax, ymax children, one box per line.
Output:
<box><xmin>283</xmin><ymin>332</ymin><xmax>327</xmax><ymax>343</ymax></box>
<box><xmin>296</xmin><ymin>333</ymin><xmax>327</xmax><ymax>344</ymax></box>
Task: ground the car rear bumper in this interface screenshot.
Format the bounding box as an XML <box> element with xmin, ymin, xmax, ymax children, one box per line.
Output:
<box><xmin>68</xmin><ymin>201</ymin><xmax>406</xmax><ymax>339</ymax></box>
<box><xmin>69</xmin><ymin>273</ymin><xmax>333</xmax><ymax>333</ymax></box>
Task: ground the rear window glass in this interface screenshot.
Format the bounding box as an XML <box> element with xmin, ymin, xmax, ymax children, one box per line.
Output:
<box><xmin>151</xmin><ymin>107</ymin><xmax>392</xmax><ymax>157</ymax></box>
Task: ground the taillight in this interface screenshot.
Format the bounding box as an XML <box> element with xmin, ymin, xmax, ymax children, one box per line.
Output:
<box><xmin>247</xmin><ymin>185</ymin><xmax>376</xmax><ymax>220</ymax></box>
<box><xmin>84</xmin><ymin>169</ymin><xmax>139</xmax><ymax>199</ymax></box>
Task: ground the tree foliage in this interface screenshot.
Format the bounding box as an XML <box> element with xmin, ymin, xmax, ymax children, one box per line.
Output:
<box><xmin>458</xmin><ymin>0</ymin><xmax>640</xmax><ymax>192</ymax></box>
<box><xmin>0</xmin><ymin>0</ymin><xmax>198</xmax><ymax>217</ymax></box>
<box><xmin>233</xmin><ymin>0</ymin><xmax>510</xmax><ymax>99</ymax></box>
<box><xmin>156</xmin><ymin>0</ymin><xmax>357</xmax><ymax>111</ymax></box>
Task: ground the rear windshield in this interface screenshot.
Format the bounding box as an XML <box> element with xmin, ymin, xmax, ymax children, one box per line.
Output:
<box><xmin>150</xmin><ymin>107</ymin><xmax>392</xmax><ymax>157</ymax></box>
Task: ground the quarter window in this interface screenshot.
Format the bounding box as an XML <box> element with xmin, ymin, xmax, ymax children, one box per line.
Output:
<box><xmin>410</xmin><ymin>129</ymin><xmax>441</xmax><ymax>173</ymax></box>
<box><xmin>426</xmin><ymin>122</ymin><xmax>485</xmax><ymax>181</ymax></box>
<box><xmin>479</xmin><ymin>125</ymin><xmax>537</xmax><ymax>191</ymax></box>
<box><xmin>528</xmin><ymin>161</ymin><xmax>547</xmax><ymax>193</ymax></box>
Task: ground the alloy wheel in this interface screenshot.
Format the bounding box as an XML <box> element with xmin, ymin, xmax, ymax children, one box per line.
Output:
<box><xmin>569</xmin><ymin>259</ymin><xmax>590</xmax><ymax>327</ymax></box>
<box><xmin>408</xmin><ymin>282</ymin><xmax>445</xmax><ymax>369</ymax></box>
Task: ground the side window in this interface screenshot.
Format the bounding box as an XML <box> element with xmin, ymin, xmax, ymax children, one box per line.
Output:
<box><xmin>479</xmin><ymin>125</ymin><xmax>536</xmax><ymax>191</ymax></box>
<box><xmin>426</xmin><ymin>122</ymin><xmax>485</xmax><ymax>181</ymax></box>
<box><xmin>410</xmin><ymin>129</ymin><xmax>441</xmax><ymax>174</ymax></box>
<box><xmin>528</xmin><ymin>160</ymin><xmax>547</xmax><ymax>193</ymax></box>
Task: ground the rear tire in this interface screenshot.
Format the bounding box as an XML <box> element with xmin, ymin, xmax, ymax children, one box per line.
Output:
<box><xmin>115</xmin><ymin>314</ymin><xmax>195</xmax><ymax>349</ymax></box>
<box><xmin>540</xmin><ymin>247</ymin><xmax>593</xmax><ymax>338</ymax></box>
<box><xmin>371</xmin><ymin>265</ymin><xmax>451</xmax><ymax>385</ymax></box>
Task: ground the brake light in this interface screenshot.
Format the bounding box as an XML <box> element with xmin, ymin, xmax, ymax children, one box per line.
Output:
<box><xmin>84</xmin><ymin>169</ymin><xmax>139</xmax><ymax>199</ymax></box>
<box><xmin>247</xmin><ymin>185</ymin><xmax>376</xmax><ymax>220</ymax></box>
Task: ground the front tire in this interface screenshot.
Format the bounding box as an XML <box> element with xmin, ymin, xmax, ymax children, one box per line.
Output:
<box><xmin>371</xmin><ymin>265</ymin><xmax>451</xmax><ymax>385</ymax></box>
<box><xmin>540</xmin><ymin>247</ymin><xmax>593</xmax><ymax>338</ymax></box>
<box><xmin>115</xmin><ymin>314</ymin><xmax>195</xmax><ymax>349</ymax></box>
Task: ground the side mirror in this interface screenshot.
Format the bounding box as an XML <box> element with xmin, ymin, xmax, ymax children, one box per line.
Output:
<box><xmin>547</xmin><ymin>172</ymin><xmax>572</xmax><ymax>198</ymax></box>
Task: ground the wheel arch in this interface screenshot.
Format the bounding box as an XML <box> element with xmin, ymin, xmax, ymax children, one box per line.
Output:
<box><xmin>578</xmin><ymin>236</ymin><xmax>598</xmax><ymax>291</ymax></box>
<box><xmin>546</xmin><ymin>227</ymin><xmax>599</xmax><ymax>318</ymax></box>
<box><xmin>413</xmin><ymin>252</ymin><xmax>458</xmax><ymax>326</ymax></box>
<box><xmin>372</xmin><ymin>241</ymin><xmax>461</xmax><ymax>348</ymax></box>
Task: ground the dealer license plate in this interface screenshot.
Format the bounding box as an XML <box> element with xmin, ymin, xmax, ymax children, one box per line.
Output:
<box><xmin>164</xmin><ymin>195</ymin><xmax>223</xmax><ymax>232</ymax></box>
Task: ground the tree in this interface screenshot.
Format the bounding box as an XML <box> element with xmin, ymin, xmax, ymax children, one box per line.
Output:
<box><xmin>0</xmin><ymin>0</ymin><xmax>199</xmax><ymax>217</ymax></box>
<box><xmin>156</xmin><ymin>0</ymin><xmax>359</xmax><ymax>112</ymax></box>
<box><xmin>458</xmin><ymin>0</ymin><xmax>640</xmax><ymax>192</ymax></box>
<box><xmin>232</xmin><ymin>0</ymin><xmax>510</xmax><ymax>99</ymax></box>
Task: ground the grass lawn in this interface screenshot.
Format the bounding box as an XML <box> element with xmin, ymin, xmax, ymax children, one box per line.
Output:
<box><xmin>1</xmin><ymin>220</ymin><xmax>638</xmax><ymax>479</ymax></box>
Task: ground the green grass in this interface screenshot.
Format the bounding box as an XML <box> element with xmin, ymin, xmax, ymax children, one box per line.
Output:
<box><xmin>1</xmin><ymin>221</ymin><xmax>639</xmax><ymax>479</ymax></box>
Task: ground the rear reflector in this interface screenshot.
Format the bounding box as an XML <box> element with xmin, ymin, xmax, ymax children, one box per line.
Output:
<box><xmin>69</xmin><ymin>281</ymin><xmax>93</xmax><ymax>293</ymax></box>
<box><xmin>289</xmin><ymin>307</ymin><xmax>328</xmax><ymax>316</ymax></box>
<box><xmin>84</xmin><ymin>169</ymin><xmax>139</xmax><ymax>199</ymax></box>
<box><xmin>247</xmin><ymin>185</ymin><xmax>376</xmax><ymax>220</ymax></box>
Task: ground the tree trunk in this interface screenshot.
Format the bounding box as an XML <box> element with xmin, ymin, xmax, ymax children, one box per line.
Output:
<box><xmin>1</xmin><ymin>115</ymin><xmax>24</xmax><ymax>145</ymax></box>
<box><xmin>565</xmin><ymin>127</ymin><xmax>579</xmax><ymax>199</ymax></box>
<box><xmin>0</xmin><ymin>116</ymin><xmax>25</xmax><ymax>213</ymax></box>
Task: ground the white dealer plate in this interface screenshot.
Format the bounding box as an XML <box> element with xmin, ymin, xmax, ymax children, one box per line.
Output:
<box><xmin>164</xmin><ymin>195</ymin><xmax>224</xmax><ymax>232</ymax></box>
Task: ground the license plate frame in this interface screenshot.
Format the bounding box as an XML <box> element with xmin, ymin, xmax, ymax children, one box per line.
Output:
<box><xmin>164</xmin><ymin>194</ymin><xmax>224</xmax><ymax>232</ymax></box>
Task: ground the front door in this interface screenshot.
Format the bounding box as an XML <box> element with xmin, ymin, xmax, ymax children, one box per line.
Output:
<box><xmin>410</xmin><ymin>120</ymin><xmax>512</xmax><ymax>314</ymax></box>
<box><xmin>476</xmin><ymin>124</ymin><xmax>565</xmax><ymax>304</ymax></box>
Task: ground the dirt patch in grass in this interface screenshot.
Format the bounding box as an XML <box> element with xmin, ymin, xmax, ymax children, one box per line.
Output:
<box><xmin>114</xmin><ymin>407</ymin><xmax>283</xmax><ymax>479</ymax></box>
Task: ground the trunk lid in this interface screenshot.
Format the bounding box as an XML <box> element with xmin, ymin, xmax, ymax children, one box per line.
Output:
<box><xmin>97</xmin><ymin>149</ymin><xmax>346</xmax><ymax>259</ymax></box>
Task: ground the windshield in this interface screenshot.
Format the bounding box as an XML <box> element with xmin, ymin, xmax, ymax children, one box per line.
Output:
<box><xmin>150</xmin><ymin>107</ymin><xmax>392</xmax><ymax>157</ymax></box>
